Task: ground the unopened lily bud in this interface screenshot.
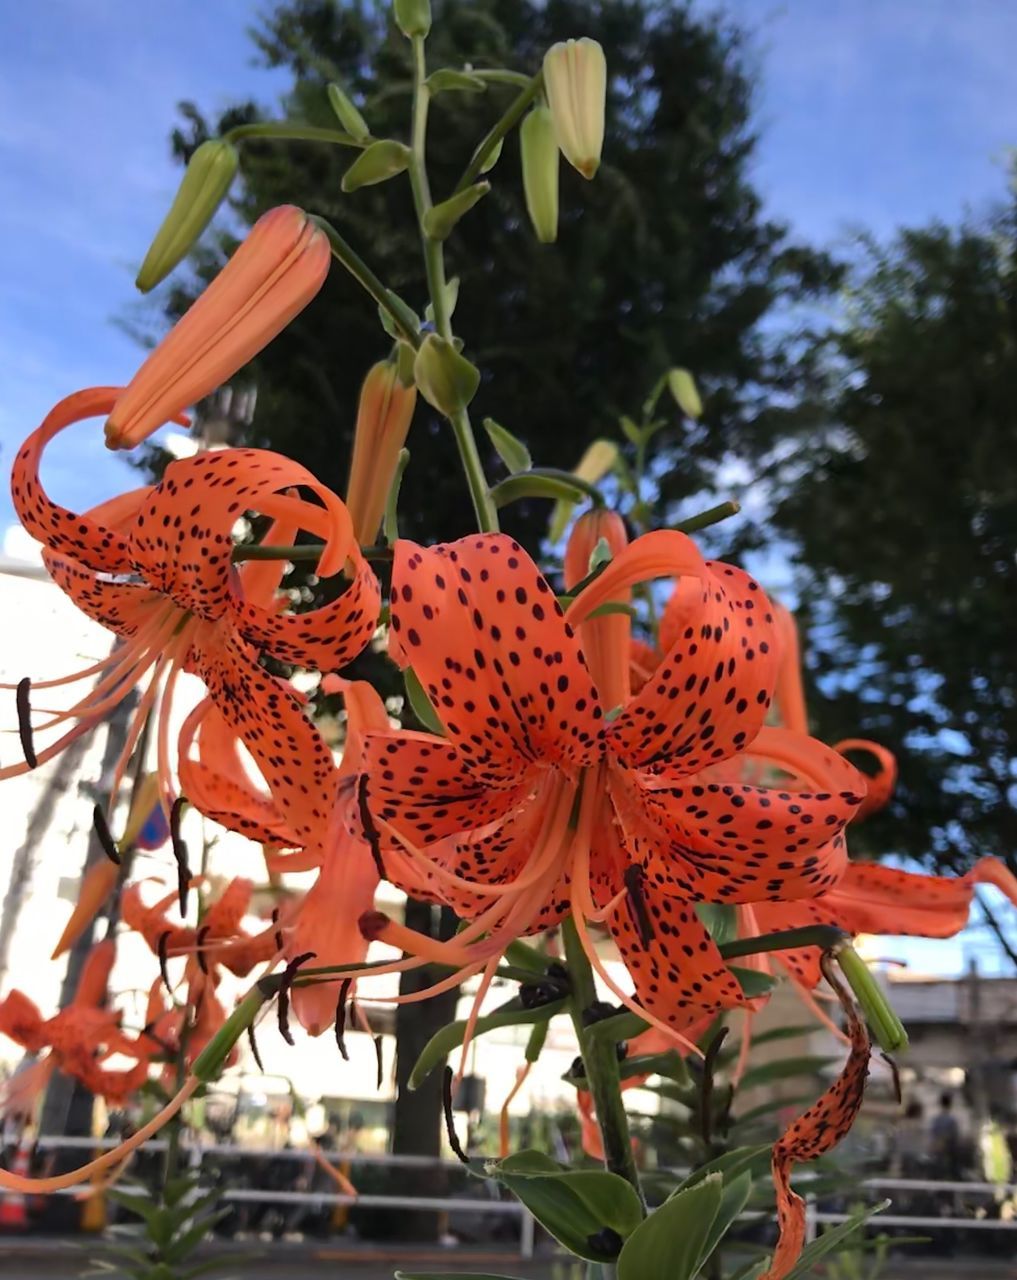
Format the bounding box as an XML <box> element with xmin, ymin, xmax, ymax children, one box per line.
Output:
<box><xmin>341</xmin><ymin>139</ymin><xmax>411</xmax><ymax>192</ymax></box>
<box><xmin>565</xmin><ymin>510</ymin><xmax>630</xmax><ymax>708</ymax></box>
<box><xmin>668</xmin><ymin>367</ymin><xmax>702</xmax><ymax>419</ymax></box>
<box><xmin>136</xmin><ymin>140</ymin><xmax>239</xmax><ymax>292</ymax></box>
<box><xmin>394</xmin><ymin>0</ymin><xmax>431</xmax><ymax>39</ymax></box>
<box><xmin>346</xmin><ymin>359</ymin><xmax>418</xmax><ymax>544</ymax></box>
<box><xmin>107</xmin><ymin>206</ymin><xmax>330</xmax><ymax>450</ymax></box>
<box><xmin>327</xmin><ymin>82</ymin><xmax>370</xmax><ymax>143</ymax></box>
<box><xmin>543</xmin><ymin>38</ymin><xmax>607</xmax><ymax>179</ymax></box>
<box><xmin>520</xmin><ymin>106</ymin><xmax>559</xmax><ymax>244</ymax></box>
<box><xmin>413</xmin><ymin>333</ymin><xmax>480</xmax><ymax>417</ymax></box>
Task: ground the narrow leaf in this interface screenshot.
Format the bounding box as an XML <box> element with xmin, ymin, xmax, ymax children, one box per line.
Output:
<box><xmin>483</xmin><ymin>418</ymin><xmax>532</xmax><ymax>473</ymax></box>
<box><xmin>616</xmin><ymin>1172</ymin><xmax>723</xmax><ymax>1280</ymax></box>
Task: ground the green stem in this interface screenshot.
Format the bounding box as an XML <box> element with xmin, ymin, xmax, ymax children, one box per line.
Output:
<box><xmin>231</xmin><ymin>542</ymin><xmax>393</xmax><ymax>563</ymax></box>
<box><xmin>469</xmin><ymin>69</ymin><xmax>534</xmax><ymax>88</ymax></box>
<box><xmin>312</xmin><ymin>216</ymin><xmax>420</xmax><ymax>346</ymax></box>
<box><xmin>718</xmin><ymin>924</ymin><xmax>849</xmax><ymax>962</ymax></box>
<box><xmin>455</xmin><ymin>72</ymin><xmax>543</xmax><ymax>194</ymax></box>
<box><xmin>674</xmin><ymin>500</ymin><xmax>741</xmax><ymax>536</ymax></box>
<box><xmin>562</xmin><ymin>918</ymin><xmax>645</xmax><ymax>1208</ymax></box>
<box><xmin>224</xmin><ymin>122</ymin><xmax>362</xmax><ymax>147</ymax></box>
<box><xmin>408</xmin><ymin>33</ymin><xmax>499</xmax><ymax>533</ymax></box>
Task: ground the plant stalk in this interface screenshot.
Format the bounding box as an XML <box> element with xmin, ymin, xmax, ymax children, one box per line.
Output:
<box><xmin>562</xmin><ymin>918</ymin><xmax>645</xmax><ymax>1209</ymax></box>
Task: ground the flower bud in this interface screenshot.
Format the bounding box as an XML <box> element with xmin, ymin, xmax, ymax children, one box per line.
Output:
<box><xmin>135</xmin><ymin>140</ymin><xmax>239</xmax><ymax>293</ymax></box>
<box><xmin>107</xmin><ymin>206</ymin><xmax>330</xmax><ymax>450</ymax></box>
<box><xmin>413</xmin><ymin>334</ymin><xmax>481</xmax><ymax>417</ymax></box>
<box><xmin>520</xmin><ymin>106</ymin><xmax>559</xmax><ymax>244</ymax></box>
<box><xmin>543</xmin><ymin>38</ymin><xmax>607</xmax><ymax>179</ymax></box>
<box><xmin>346</xmin><ymin>359</ymin><xmax>418</xmax><ymax>544</ymax></box>
<box><xmin>394</xmin><ymin>0</ymin><xmax>431</xmax><ymax>39</ymax></box>
<box><xmin>327</xmin><ymin>82</ymin><xmax>370</xmax><ymax>143</ymax></box>
<box><xmin>342</xmin><ymin>139</ymin><xmax>411</xmax><ymax>192</ymax></box>
<box><xmin>565</xmin><ymin>510</ymin><xmax>630</xmax><ymax>709</ymax></box>
<box><xmin>668</xmin><ymin>367</ymin><xmax>702</xmax><ymax>419</ymax></box>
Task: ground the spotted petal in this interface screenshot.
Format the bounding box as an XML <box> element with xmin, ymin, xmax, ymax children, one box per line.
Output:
<box><xmin>389</xmin><ymin>534</ymin><xmax>604</xmax><ymax>786</ymax></box>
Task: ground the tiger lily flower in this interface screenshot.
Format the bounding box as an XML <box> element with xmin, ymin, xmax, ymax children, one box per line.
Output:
<box><xmin>176</xmin><ymin>675</ymin><xmax>388</xmax><ymax>1036</ymax></box>
<box><xmin>0</xmin><ymin>941</ymin><xmax>153</xmax><ymax>1108</ymax></box>
<box><xmin>359</xmin><ymin>522</ymin><xmax>865</xmax><ymax>1043</ymax></box>
<box><xmin>107</xmin><ymin>205</ymin><xmax>330</xmax><ymax>450</ymax></box>
<box><xmin>6</xmin><ymin>388</ymin><xmax>380</xmax><ymax>822</ymax></box>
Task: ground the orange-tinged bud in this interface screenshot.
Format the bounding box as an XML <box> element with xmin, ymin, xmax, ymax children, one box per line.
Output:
<box><xmin>52</xmin><ymin>861</ymin><xmax>120</xmax><ymax>960</ymax></box>
<box><xmin>106</xmin><ymin>206</ymin><xmax>330</xmax><ymax>450</ymax></box>
<box><xmin>565</xmin><ymin>509</ymin><xmax>630</xmax><ymax>709</ymax></box>
<box><xmin>346</xmin><ymin>359</ymin><xmax>417</xmax><ymax>544</ymax></box>
<box><xmin>543</xmin><ymin>38</ymin><xmax>607</xmax><ymax>180</ymax></box>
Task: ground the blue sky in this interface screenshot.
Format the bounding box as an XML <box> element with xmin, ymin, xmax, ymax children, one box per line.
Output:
<box><xmin>1</xmin><ymin>2</ymin><xmax>1015</xmax><ymax>971</ymax></box>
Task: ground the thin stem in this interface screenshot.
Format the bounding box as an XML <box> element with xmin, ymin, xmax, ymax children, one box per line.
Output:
<box><xmin>469</xmin><ymin>69</ymin><xmax>534</xmax><ymax>88</ymax></box>
<box><xmin>718</xmin><ymin>925</ymin><xmax>849</xmax><ymax>962</ymax></box>
<box><xmin>408</xmin><ymin>32</ymin><xmax>499</xmax><ymax>533</ymax></box>
<box><xmin>231</xmin><ymin>542</ymin><xmax>393</xmax><ymax>563</ymax></box>
<box><xmin>674</xmin><ymin>500</ymin><xmax>741</xmax><ymax>536</ymax></box>
<box><xmin>455</xmin><ymin>72</ymin><xmax>543</xmax><ymax>194</ymax></box>
<box><xmin>312</xmin><ymin>216</ymin><xmax>420</xmax><ymax>347</ymax></box>
<box><xmin>223</xmin><ymin>122</ymin><xmax>362</xmax><ymax>148</ymax></box>
<box><xmin>561</xmin><ymin>918</ymin><xmax>645</xmax><ymax>1207</ymax></box>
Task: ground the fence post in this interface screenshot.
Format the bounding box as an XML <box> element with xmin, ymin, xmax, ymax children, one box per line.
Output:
<box><xmin>804</xmin><ymin>1195</ymin><xmax>818</xmax><ymax>1243</ymax></box>
<box><xmin>519</xmin><ymin>1206</ymin><xmax>536</xmax><ymax>1259</ymax></box>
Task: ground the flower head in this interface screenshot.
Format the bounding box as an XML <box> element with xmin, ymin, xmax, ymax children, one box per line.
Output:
<box><xmin>107</xmin><ymin>206</ymin><xmax>330</xmax><ymax>450</ymax></box>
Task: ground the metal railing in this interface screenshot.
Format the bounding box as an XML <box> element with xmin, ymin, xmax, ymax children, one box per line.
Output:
<box><xmin>805</xmin><ymin>1174</ymin><xmax>1017</xmax><ymax>1239</ymax></box>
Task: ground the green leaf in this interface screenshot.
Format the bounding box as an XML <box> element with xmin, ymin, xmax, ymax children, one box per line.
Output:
<box><xmin>695</xmin><ymin>902</ymin><xmax>737</xmax><ymax>945</ymax></box>
<box><xmin>783</xmin><ymin>1200</ymin><xmax>889</xmax><ymax>1278</ymax></box>
<box><xmin>483</xmin><ymin>418</ymin><xmax>532</xmax><ymax>474</ymax></box>
<box><xmin>425</xmin><ymin>68</ymin><xmax>488</xmax><ymax>93</ymax></box>
<box><xmin>492</xmin><ymin>1154</ymin><xmax>644</xmax><ymax>1262</ymax></box>
<box><xmin>491</xmin><ymin>473</ymin><xmax>595</xmax><ymax>509</ymax></box>
<box><xmin>162</xmin><ymin>1209</ymin><xmax>232</xmax><ymax>1264</ymax></box>
<box><xmin>423</xmin><ymin>182</ymin><xmax>491</xmax><ymax>241</ymax></box>
<box><xmin>731</xmin><ymin>1095</ymin><xmax>816</xmax><ymax>1128</ymax></box>
<box><xmin>404</xmin><ymin>666</ymin><xmax>444</xmax><ymax>736</ymax></box>
<box><xmin>327</xmin><ymin>82</ymin><xmax>370</xmax><ymax>142</ymax></box>
<box><xmin>478</xmin><ymin>135</ymin><xmax>503</xmax><ymax>174</ymax></box>
<box><xmin>730</xmin><ymin>966</ymin><xmax>778</xmax><ymax>999</ymax></box>
<box><xmin>698</xmin><ymin>1171</ymin><xmax>753</xmax><ymax>1265</ymax></box>
<box><xmin>737</xmin><ymin>1056</ymin><xmax>836</xmax><ymax>1090</ymax></box>
<box><xmin>725</xmin><ymin>1260</ymin><xmax>768</xmax><ymax>1280</ymax></box>
<box><xmin>548</xmin><ymin>440</ymin><xmax>618</xmax><ymax>542</ymax></box>
<box><xmin>587</xmin><ymin>1010</ymin><xmax>649</xmax><ymax>1043</ymax></box>
<box><xmin>620</xmin><ymin>415</ymin><xmax>643</xmax><ymax>445</ymax></box>
<box><xmin>341</xmin><ymin>139</ymin><xmax>411</xmax><ymax>191</ymax></box>
<box><xmin>616</xmin><ymin>1172</ymin><xmax>723</xmax><ymax>1280</ymax></box>
<box><xmin>423</xmin><ymin>275</ymin><xmax>460</xmax><ymax>325</ymax></box>
<box><xmin>106</xmin><ymin>1189</ymin><xmax>159</xmax><ymax>1226</ymax></box>
<box><xmin>671</xmin><ymin>1144</ymin><xmax>771</xmax><ymax>1195</ymax></box>
<box><xmin>409</xmin><ymin>999</ymin><xmax>565</xmax><ymax>1088</ymax></box>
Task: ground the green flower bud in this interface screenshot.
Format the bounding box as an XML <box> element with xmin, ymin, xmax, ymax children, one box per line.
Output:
<box><xmin>668</xmin><ymin>367</ymin><xmax>703</xmax><ymax>419</ymax></box>
<box><xmin>135</xmin><ymin>139</ymin><xmax>239</xmax><ymax>293</ymax></box>
<box><xmin>520</xmin><ymin>106</ymin><xmax>559</xmax><ymax>244</ymax></box>
<box><xmin>341</xmin><ymin>139</ymin><xmax>411</xmax><ymax>192</ymax></box>
<box><xmin>327</xmin><ymin>82</ymin><xmax>370</xmax><ymax>143</ymax></box>
<box><xmin>394</xmin><ymin>0</ymin><xmax>431</xmax><ymax>39</ymax></box>
<box><xmin>835</xmin><ymin>943</ymin><xmax>909</xmax><ymax>1055</ymax></box>
<box><xmin>413</xmin><ymin>333</ymin><xmax>480</xmax><ymax>416</ymax></box>
<box><xmin>543</xmin><ymin>37</ymin><xmax>607</xmax><ymax>179</ymax></box>
<box><xmin>423</xmin><ymin>182</ymin><xmax>490</xmax><ymax>242</ymax></box>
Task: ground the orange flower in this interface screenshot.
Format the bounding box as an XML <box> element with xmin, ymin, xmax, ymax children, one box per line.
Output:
<box><xmin>0</xmin><ymin>941</ymin><xmax>153</xmax><ymax>1108</ymax></box>
<box><xmin>357</xmin><ymin>525</ymin><xmax>864</xmax><ymax>1045</ymax></box>
<box><xmin>6</xmin><ymin>388</ymin><xmax>379</xmax><ymax>824</ymax></box>
<box><xmin>345</xmin><ymin>359</ymin><xmax>417</xmax><ymax>545</ymax></box>
<box><xmin>106</xmin><ymin>206</ymin><xmax>330</xmax><ymax>450</ymax></box>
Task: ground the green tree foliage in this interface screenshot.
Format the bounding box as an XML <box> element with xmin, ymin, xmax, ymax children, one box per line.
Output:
<box><xmin>155</xmin><ymin>0</ymin><xmax>840</xmax><ymax>546</ymax></box>
<box><xmin>771</xmin><ymin>180</ymin><xmax>1017</xmax><ymax>881</ymax></box>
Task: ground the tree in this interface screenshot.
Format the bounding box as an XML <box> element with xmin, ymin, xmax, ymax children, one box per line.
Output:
<box><xmin>770</xmin><ymin>177</ymin><xmax>1017</xmax><ymax>891</ymax></box>
<box><xmin>148</xmin><ymin>0</ymin><xmax>842</xmax><ymax>1196</ymax></box>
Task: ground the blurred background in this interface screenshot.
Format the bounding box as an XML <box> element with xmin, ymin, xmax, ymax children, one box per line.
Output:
<box><xmin>1</xmin><ymin>1</ymin><xmax>1016</xmax><ymax>1275</ymax></box>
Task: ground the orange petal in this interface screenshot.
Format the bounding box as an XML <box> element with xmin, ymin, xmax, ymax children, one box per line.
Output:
<box><xmin>52</xmin><ymin>862</ymin><xmax>120</xmax><ymax>959</ymax></box>
<box><xmin>565</xmin><ymin>510</ymin><xmax>631</xmax><ymax>710</ymax></box>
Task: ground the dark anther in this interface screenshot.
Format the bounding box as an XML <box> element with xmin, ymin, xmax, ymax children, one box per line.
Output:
<box><xmin>170</xmin><ymin>798</ymin><xmax>190</xmax><ymax>917</ymax></box>
<box><xmin>157</xmin><ymin>930</ymin><xmax>173</xmax><ymax>994</ymax></box>
<box><xmin>277</xmin><ymin>951</ymin><xmax>316</xmax><ymax>1047</ymax></box>
<box><xmin>15</xmin><ymin>678</ymin><xmax>37</xmax><ymax>769</ymax></box>
<box><xmin>247</xmin><ymin>1021</ymin><xmax>265</xmax><ymax>1073</ymax></box>
<box><xmin>92</xmin><ymin>805</ymin><xmax>121</xmax><ymax>865</ymax></box>
<box><xmin>519</xmin><ymin>971</ymin><xmax>569</xmax><ymax>1009</ymax></box>
<box><xmin>271</xmin><ymin>906</ymin><xmax>284</xmax><ymax>953</ymax></box>
<box><xmin>581</xmin><ymin>1000</ymin><xmax>620</xmax><ymax>1027</ymax></box>
<box><xmin>624</xmin><ymin>864</ymin><xmax>654</xmax><ymax>947</ymax></box>
<box><xmin>881</xmin><ymin>1052</ymin><xmax>902</xmax><ymax>1105</ymax></box>
<box><xmin>568</xmin><ymin>1055</ymin><xmax>587</xmax><ymax>1080</ymax></box>
<box><xmin>195</xmin><ymin>925</ymin><xmax>210</xmax><ymax>975</ymax></box>
<box><xmin>442</xmin><ymin>1066</ymin><xmax>469</xmax><ymax>1164</ymax></box>
<box><xmin>374</xmin><ymin>1034</ymin><xmax>384</xmax><ymax>1090</ymax></box>
<box><xmin>586</xmin><ymin>1228</ymin><xmax>623</xmax><ymax>1260</ymax></box>
<box><xmin>357</xmin><ymin>775</ymin><xmax>386</xmax><ymax>878</ymax></box>
<box><xmin>616</xmin><ymin>1041</ymin><xmax>629</xmax><ymax>1062</ymax></box>
<box><xmin>334</xmin><ymin>977</ymin><xmax>353</xmax><ymax>1062</ymax></box>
